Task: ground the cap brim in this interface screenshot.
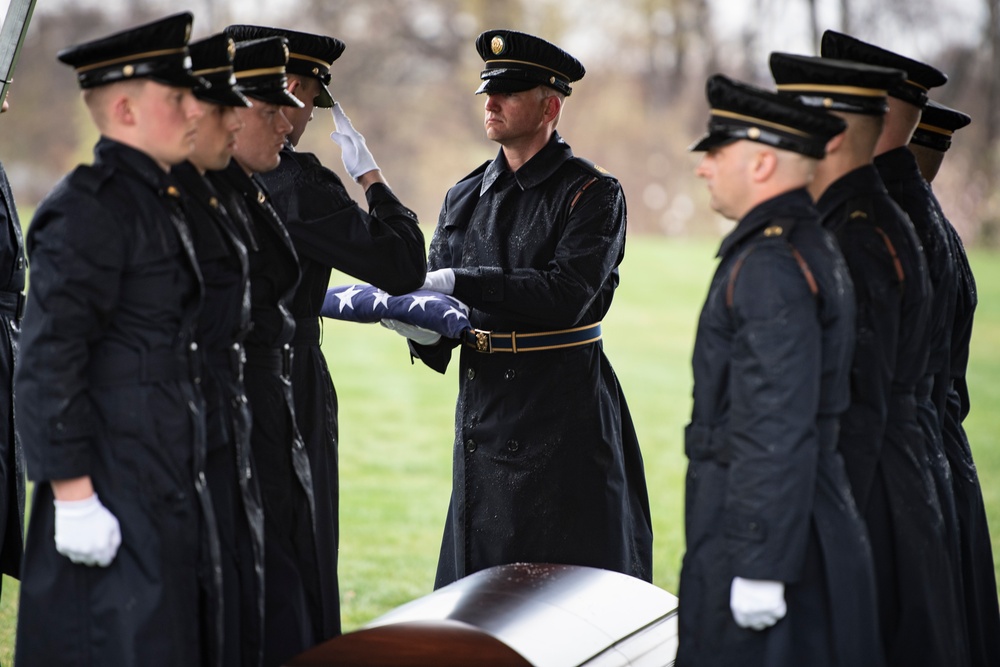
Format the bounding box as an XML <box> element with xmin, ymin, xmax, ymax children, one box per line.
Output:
<box><xmin>196</xmin><ymin>87</ymin><xmax>253</xmax><ymax>108</ymax></box>
<box><xmin>475</xmin><ymin>75</ymin><xmax>538</xmax><ymax>95</ymax></box>
<box><xmin>245</xmin><ymin>88</ymin><xmax>304</xmax><ymax>108</ymax></box>
<box><xmin>688</xmin><ymin>131</ymin><xmax>736</xmax><ymax>152</ymax></box>
<box><xmin>314</xmin><ymin>82</ymin><xmax>334</xmax><ymax>108</ymax></box>
<box><xmin>149</xmin><ymin>71</ymin><xmax>209</xmax><ymax>90</ymax></box>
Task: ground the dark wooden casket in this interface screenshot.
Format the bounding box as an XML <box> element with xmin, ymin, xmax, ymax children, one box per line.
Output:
<box><xmin>285</xmin><ymin>563</ymin><xmax>678</xmax><ymax>666</ymax></box>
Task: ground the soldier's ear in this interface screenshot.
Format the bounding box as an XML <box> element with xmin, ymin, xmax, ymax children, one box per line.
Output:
<box><xmin>111</xmin><ymin>90</ymin><xmax>136</xmax><ymax>126</ymax></box>
<box><xmin>824</xmin><ymin>130</ymin><xmax>846</xmax><ymax>156</ymax></box>
<box><xmin>543</xmin><ymin>94</ymin><xmax>562</xmax><ymax>122</ymax></box>
<box><xmin>750</xmin><ymin>148</ymin><xmax>778</xmax><ymax>183</ymax></box>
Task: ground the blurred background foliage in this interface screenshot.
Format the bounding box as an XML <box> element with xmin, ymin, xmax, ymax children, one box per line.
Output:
<box><xmin>2</xmin><ymin>0</ymin><xmax>998</xmax><ymax>243</ymax></box>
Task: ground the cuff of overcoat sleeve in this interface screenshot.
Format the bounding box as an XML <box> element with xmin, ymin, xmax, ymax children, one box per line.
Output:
<box><xmin>26</xmin><ymin>438</ymin><xmax>92</xmax><ymax>483</ymax></box>
<box><xmin>365</xmin><ymin>182</ymin><xmax>418</xmax><ymax>222</ymax></box>
<box><xmin>454</xmin><ymin>267</ymin><xmax>503</xmax><ymax>303</ymax></box>
<box><xmin>408</xmin><ymin>337</ymin><xmax>458</xmax><ymax>374</ymax></box>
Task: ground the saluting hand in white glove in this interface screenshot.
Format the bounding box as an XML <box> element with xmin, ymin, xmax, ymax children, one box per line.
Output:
<box><xmin>329</xmin><ymin>102</ymin><xmax>379</xmax><ymax>180</ymax></box>
<box><xmin>730</xmin><ymin>576</ymin><xmax>787</xmax><ymax>630</ymax></box>
<box><xmin>54</xmin><ymin>493</ymin><xmax>122</xmax><ymax>567</ymax></box>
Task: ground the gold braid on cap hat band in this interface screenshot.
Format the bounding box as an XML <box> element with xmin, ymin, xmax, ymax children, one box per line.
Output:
<box><xmin>916</xmin><ymin>122</ymin><xmax>953</xmax><ymax>137</ymax></box>
<box><xmin>289</xmin><ymin>52</ymin><xmax>333</xmax><ymax>69</ymax></box>
<box><xmin>776</xmin><ymin>83</ymin><xmax>887</xmax><ymax>97</ymax></box>
<box><xmin>905</xmin><ymin>79</ymin><xmax>929</xmax><ymax>92</ymax></box>
<box><xmin>710</xmin><ymin>109</ymin><xmax>811</xmax><ymax>138</ymax></box>
<box><xmin>235</xmin><ymin>66</ymin><xmax>286</xmax><ymax>79</ymax></box>
<box><xmin>75</xmin><ymin>47</ymin><xmax>188</xmax><ymax>73</ymax></box>
<box><xmin>193</xmin><ymin>65</ymin><xmax>233</xmax><ymax>76</ymax></box>
<box><xmin>485</xmin><ymin>58</ymin><xmax>569</xmax><ymax>81</ymax></box>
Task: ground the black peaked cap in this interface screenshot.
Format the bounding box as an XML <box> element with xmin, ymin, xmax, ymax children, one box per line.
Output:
<box><xmin>231</xmin><ymin>36</ymin><xmax>303</xmax><ymax>108</ymax></box>
<box><xmin>820</xmin><ymin>30</ymin><xmax>947</xmax><ymax>108</ymax></box>
<box><xmin>189</xmin><ymin>34</ymin><xmax>251</xmax><ymax>108</ymax></box>
<box><xmin>225</xmin><ymin>24</ymin><xmax>344</xmax><ymax>108</ymax></box>
<box><xmin>57</xmin><ymin>12</ymin><xmax>203</xmax><ymax>90</ymax></box>
<box><xmin>769</xmin><ymin>52</ymin><xmax>905</xmax><ymax>116</ymax></box>
<box><xmin>911</xmin><ymin>100</ymin><xmax>971</xmax><ymax>152</ymax></box>
<box><xmin>690</xmin><ymin>74</ymin><xmax>847</xmax><ymax>159</ymax></box>
<box><xmin>475</xmin><ymin>29</ymin><xmax>585</xmax><ymax>96</ymax></box>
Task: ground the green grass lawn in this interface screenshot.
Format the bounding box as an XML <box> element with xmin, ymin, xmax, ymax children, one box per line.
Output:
<box><xmin>2</xmin><ymin>235</ymin><xmax>999</xmax><ymax>660</ymax></box>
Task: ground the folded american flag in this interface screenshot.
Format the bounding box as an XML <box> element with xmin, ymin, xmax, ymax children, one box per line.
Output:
<box><xmin>320</xmin><ymin>284</ymin><xmax>472</xmax><ymax>339</ymax></box>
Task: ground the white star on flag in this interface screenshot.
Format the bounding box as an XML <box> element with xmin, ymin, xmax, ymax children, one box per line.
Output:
<box><xmin>408</xmin><ymin>295</ymin><xmax>438</xmax><ymax>312</ymax></box>
<box><xmin>334</xmin><ymin>285</ymin><xmax>363</xmax><ymax>313</ymax></box>
<box><xmin>444</xmin><ymin>307</ymin><xmax>465</xmax><ymax>321</ymax></box>
<box><xmin>371</xmin><ymin>290</ymin><xmax>390</xmax><ymax>310</ymax></box>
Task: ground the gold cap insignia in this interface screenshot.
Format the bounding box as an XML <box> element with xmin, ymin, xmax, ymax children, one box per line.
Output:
<box><xmin>185</xmin><ymin>24</ymin><xmax>191</xmax><ymax>42</ymax></box>
<box><xmin>823</xmin><ymin>98</ymin><xmax>833</xmax><ymax>108</ymax></box>
<box><xmin>491</xmin><ymin>36</ymin><xmax>505</xmax><ymax>55</ymax></box>
<box><xmin>282</xmin><ymin>43</ymin><xmax>290</xmax><ymax>62</ymax></box>
<box><xmin>763</xmin><ymin>225</ymin><xmax>783</xmax><ymax>237</ymax></box>
<box><xmin>122</xmin><ymin>64</ymin><xmax>135</xmax><ymax>77</ymax></box>
<box><xmin>747</xmin><ymin>127</ymin><xmax>761</xmax><ymax>140</ymax></box>
<box><xmin>312</xmin><ymin>66</ymin><xmax>319</xmax><ymax>75</ymax></box>
<box><xmin>227</xmin><ymin>39</ymin><xmax>236</xmax><ymax>61</ymax></box>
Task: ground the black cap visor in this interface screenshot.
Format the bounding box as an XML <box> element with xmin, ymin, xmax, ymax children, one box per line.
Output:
<box><xmin>476</xmin><ymin>66</ymin><xmax>571</xmax><ymax>95</ymax></box>
<box><xmin>690</xmin><ymin>115</ymin><xmax>829</xmax><ymax>159</ymax></box>
<box><xmin>314</xmin><ymin>81</ymin><xmax>334</xmax><ymax>108</ymax></box>
<box><xmin>237</xmin><ymin>74</ymin><xmax>304</xmax><ymax>108</ymax></box>
<box><xmin>195</xmin><ymin>83</ymin><xmax>252</xmax><ymax>108</ymax></box>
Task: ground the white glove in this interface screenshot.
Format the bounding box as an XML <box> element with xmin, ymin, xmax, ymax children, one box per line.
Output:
<box><xmin>380</xmin><ymin>318</ymin><xmax>441</xmax><ymax>346</ymax></box>
<box><xmin>730</xmin><ymin>577</ymin><xmax>786</xmax><ymax>630</ymax></box>
<box><xmin>329</xmin><ymin>102</ymin><xmax>379</xmax><ymax>180</ymax></box>
<box><xmin>54</xmin><ymin>493</ymin><xmax>122</xmax><ymax>567</ymax></box>
<box><xmin>421</xmin><ymin>268</ymin><xmax>456</xmax><ymax>295</ymax></box>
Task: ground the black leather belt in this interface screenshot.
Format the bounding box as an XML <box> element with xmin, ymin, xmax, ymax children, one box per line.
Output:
<box><xmin>291</xmin><ymin>317</ymin><xmax>320</xmax><ymax>346</ymax></box>
<box><xmin>204</xmin><ymin>342</ymin><xmax>246</xmax><ymax>380</ymax></box>
<box><xmin>89</xmin><ymin>346</ymin><xmax>197</xmax><ymax>387</ymax></box>
<box><xmin>244</xmin><ymin>343</ymin><xmax>292</xmax><ymax>378</ymax></box>
<box><xmin>462</xmin><ymin>322</ymin><xmax>602</xmax><ymax>354</ymax></box>
<box><xmin>0</xmin><ymin>290</ymin><xmax>25</xmax><ymax>322</ymax></box>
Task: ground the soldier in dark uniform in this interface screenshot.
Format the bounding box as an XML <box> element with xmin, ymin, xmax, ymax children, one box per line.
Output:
<box><xmin>819</xmin><ymin>37</ymin><xmax>970</xmax><ymax>661</ymax></box>
<box><xmin>396</xmin><ymin>30</ymin><xmax>653</xmax><ymax>588</ymax></box>
<box><xmin>678</xmin><ymin>74</ymin><xmax>882</xmax><ymax>667</ymax></box>
<box><xmin>14</xmin><ymin>13</ymin><xmax>222</xmax><ymax>667</ymax></box>
<box><xmin>172</xmin><ymin>34</ymin><xmax>264</xmax><ymax>667</ymax></box>
<box><xmin>770</xmin><ymin>53</ymin><xmax>966</xmax><ymax>667</ymax></box>
<box><xmin>909</xmin><ymin>102</ymin><xmax>1000</xmax><ymax>667</ymax></box>
<box><xmin>205</xmin><ymin>37</ymin><xmax>315</xmax><ymax>667</ymax></box>
<box><xmin>0</xmin><ymin>93</ymin><xmax>26</xmax><ymax>612</ymax></box>
<box><xmin>222</xmin><ymin>24</ymin><xmax>426</xmax><ymax>641</ymax></box>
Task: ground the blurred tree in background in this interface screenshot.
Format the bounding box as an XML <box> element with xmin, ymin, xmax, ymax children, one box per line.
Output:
<box><xmin>1</xmin><ymin>0</ymin><xmax>996</xmax><ymax>241</ymax></box>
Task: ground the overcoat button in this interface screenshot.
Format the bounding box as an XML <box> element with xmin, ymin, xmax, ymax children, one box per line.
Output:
<box><xmin>506</xmin><ymin>439</ymin><xmax>519</xmax><ymax>452</ymax></box>
<box><xmin>467</xmin><ymin>368</ymin><xmax>475</xmax><ymax>380</ymax></box>
<box><xmin>504</xmin><ymin>369</ymin><xmax>515</xmax><ymax>380</ymax></box>
<box><xmin>465</xmin><ymin>439</ymin><xmax>477</xmax><ymax>453</ymax></box>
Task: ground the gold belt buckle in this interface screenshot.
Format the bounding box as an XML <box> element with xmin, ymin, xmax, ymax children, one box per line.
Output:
<box><xmin>474</xmin><ymin>329</ymin><xmax>492</xmax><ymax>353</ymax></box>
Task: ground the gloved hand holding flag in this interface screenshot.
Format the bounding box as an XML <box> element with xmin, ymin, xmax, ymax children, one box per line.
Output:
<box><xmin>321</xmin><ymin>284</ymin><xmax>472</xmax><ymax>341</ymax></box>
